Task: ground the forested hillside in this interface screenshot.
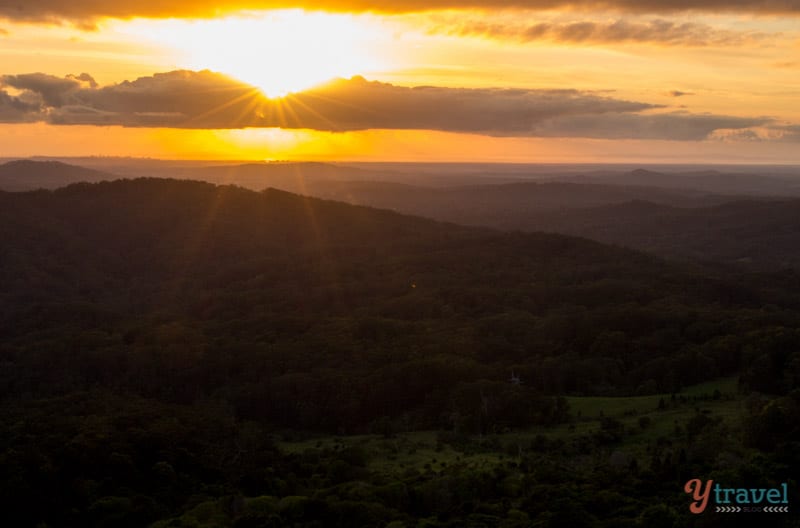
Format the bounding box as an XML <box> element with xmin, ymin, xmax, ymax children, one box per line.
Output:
<box><xmin>1</xmin><ymin>179</ymin><xmax>798</xmax><ymax>527</ymax></box>
<box><xmin>517</xmin><ymin>199</ymin><xmax>800</xmax><ymax>270</ymax></box>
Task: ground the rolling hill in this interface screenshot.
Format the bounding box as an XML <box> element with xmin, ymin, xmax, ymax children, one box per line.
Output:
<box><xmin>5</xmin><ymin>160</ymin><xmax>800</xmax><ymax>271</ymax></box>
<box><xmin>516</xmin><ymin>199</ymin><xmax>800</xmax><ymax>269</ymax></box>
<box><xmin>3</xmin><ymin>177</ymin><xmax>800</xmax><ymax>527</ymax></box>
<box><xmin>0</xmin><ymin>159</ymin><xmax>118</xmax><ymax>191</ymax></box>
<box><xmin>0</xmin><ymin>177</ymin><xmax>779</xmax><ymax>408</ymax></box>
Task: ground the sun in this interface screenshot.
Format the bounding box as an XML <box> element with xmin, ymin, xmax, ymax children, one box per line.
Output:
<box><xmin>121</xmin><ymin>10</ymin><xmax>389</xmax><ymax>97</ymax></box>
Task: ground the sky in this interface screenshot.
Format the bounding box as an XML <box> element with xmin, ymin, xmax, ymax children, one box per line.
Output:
<box><xmin>0</xmin><ymin>1</ymin><xmax>798</xmax><ymax>162</ymax></box>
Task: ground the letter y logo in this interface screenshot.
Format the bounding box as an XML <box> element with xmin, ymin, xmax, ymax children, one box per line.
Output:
<box><xmin>684</xmin><ymin>479</ymin><xmax>713</xmax><ymax>514</ymax></box>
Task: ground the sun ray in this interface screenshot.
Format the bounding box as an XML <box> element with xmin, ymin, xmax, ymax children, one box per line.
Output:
<box><xmin>280</xmin><ymin>94</ymin><xmax>342</xmax><ymax>132</ymax></box>
<box><xmin>183</xmin><ymin>87</ymin><xmax>265</xmax><ymax>128</ymax></box>
<box><xmin>294</xmin><ymin>88</ymin><xmax>389</xmax><ymax>124</ymax></box>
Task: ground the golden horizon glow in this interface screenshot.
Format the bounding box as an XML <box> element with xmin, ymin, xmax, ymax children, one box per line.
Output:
<box><xmin>3</xmin><ymin>123</ymin><xmax>800</xmax><ymax>165</ymax></box>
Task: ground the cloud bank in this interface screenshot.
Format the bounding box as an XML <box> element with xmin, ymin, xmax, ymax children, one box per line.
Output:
<box><xmin>1</xmin><ymin>0</ymin><xmax>798</xmax><ymax>24</ymax></box>
<box><xmin>1</xmin><ymin>70</ymin><xmax>263</xmax><ymax>128</ymax></box>
<box><xmin>430</xmin><ymin>18</ymin><xmax>778</xmax><ymax>47</ymax></box>
<box><xmin>0</xmin><ymin>69</ymin><xmax>778</xmax><ymax>141</ymax></box>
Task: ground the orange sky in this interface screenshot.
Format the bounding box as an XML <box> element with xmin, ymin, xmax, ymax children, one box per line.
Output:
<box><xmin>0</xmin><ymin>4</ymin><xmax>798</xmax><ymax>162</ymax></box>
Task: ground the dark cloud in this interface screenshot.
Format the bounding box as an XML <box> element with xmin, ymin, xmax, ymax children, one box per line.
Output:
<box><xmin>1</xmin><ymin>70</ymin><xmax>264</xmax><ymax>128</ymax></box>
<box><xmin>529</xmin><ymin>112</ymin><xmax>770</xmax><ymax>140</ymax></box>
<box><xmin>0</xmin><ymin>69</ymin><xmax>784</xmax><ymax>141</ymax></box>
<box><xmin>433</xmin><ymin>18</ymin><xmax>776</xmax><ymax>47</ymax></box>
<box><xmin>272</xmin><ymin>77</ymin><xmax>658</xmax><ymax>134</ymax></box>
<box><xmin>668</xmin><ymin>90</ymin><xmax>694</xmax><ymax>97</ymax></box>
<box><xmin>67</xmin><ymin>73</ymin><xmax>98</xmax><ymax>88</ymax></box>
<box><xmin>56</xmin><ymin>70</ymin><xmax>264</xmax><ymax>128</ymax></box>
<box><xmin>710</xmin><ymin>128</ymin><xmax>766</xmax><ymax>141</ymax></box>
<box><xmin>0</xmin><ymin>89</ymin><xmax>43</xmax><ymax>123</ymax></box>
<box><xmin>774</xmin><ymin>125</ymin><xmax>800</xmax><ymax>141</ymax></box>
<box><xmin>2</xmin><ymin>73</ymin><xmax>82</xmax><ymax>106</ymax></box>
<box><xmin>1</xmin><ymin>0</ymin><xmax>798</xmax><ymax>24</ymax></box>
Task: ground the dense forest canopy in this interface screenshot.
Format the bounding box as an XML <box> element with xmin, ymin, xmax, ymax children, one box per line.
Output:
<box><xmin>3</xmin><ymin>178</ymin><xmax>796</xmax><ymax>408</ymax></box>
<box><xmin>2</xmin><ymin>178</ymin><xmax>799</xmax><ymax>527</ymax></box>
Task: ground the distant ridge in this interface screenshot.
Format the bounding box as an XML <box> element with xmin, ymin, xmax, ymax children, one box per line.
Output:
<box><xmin>522</xmin><ymin>197</ymin><xmax>800</xmax><ymax>269</ymax></box>
<box><xmin>0</xmin><ymin>160</ymin><xmax>118</xmax><ymax>191</ymax></box>
<box><xmin>555</xmin><ymin>167</ymin><xmax>800</xmax><ymax>196</ymax></box>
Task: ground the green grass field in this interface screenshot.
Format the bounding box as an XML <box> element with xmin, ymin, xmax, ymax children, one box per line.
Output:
<box><xmin>566</xmin><ymin>376</ymin><xmax>739</xmax><ymax>419</ymax></box>
<box><xmin>275</xmin><ymin>376</ymin><xmax>746</xmax><ymax>477</ymax></box>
